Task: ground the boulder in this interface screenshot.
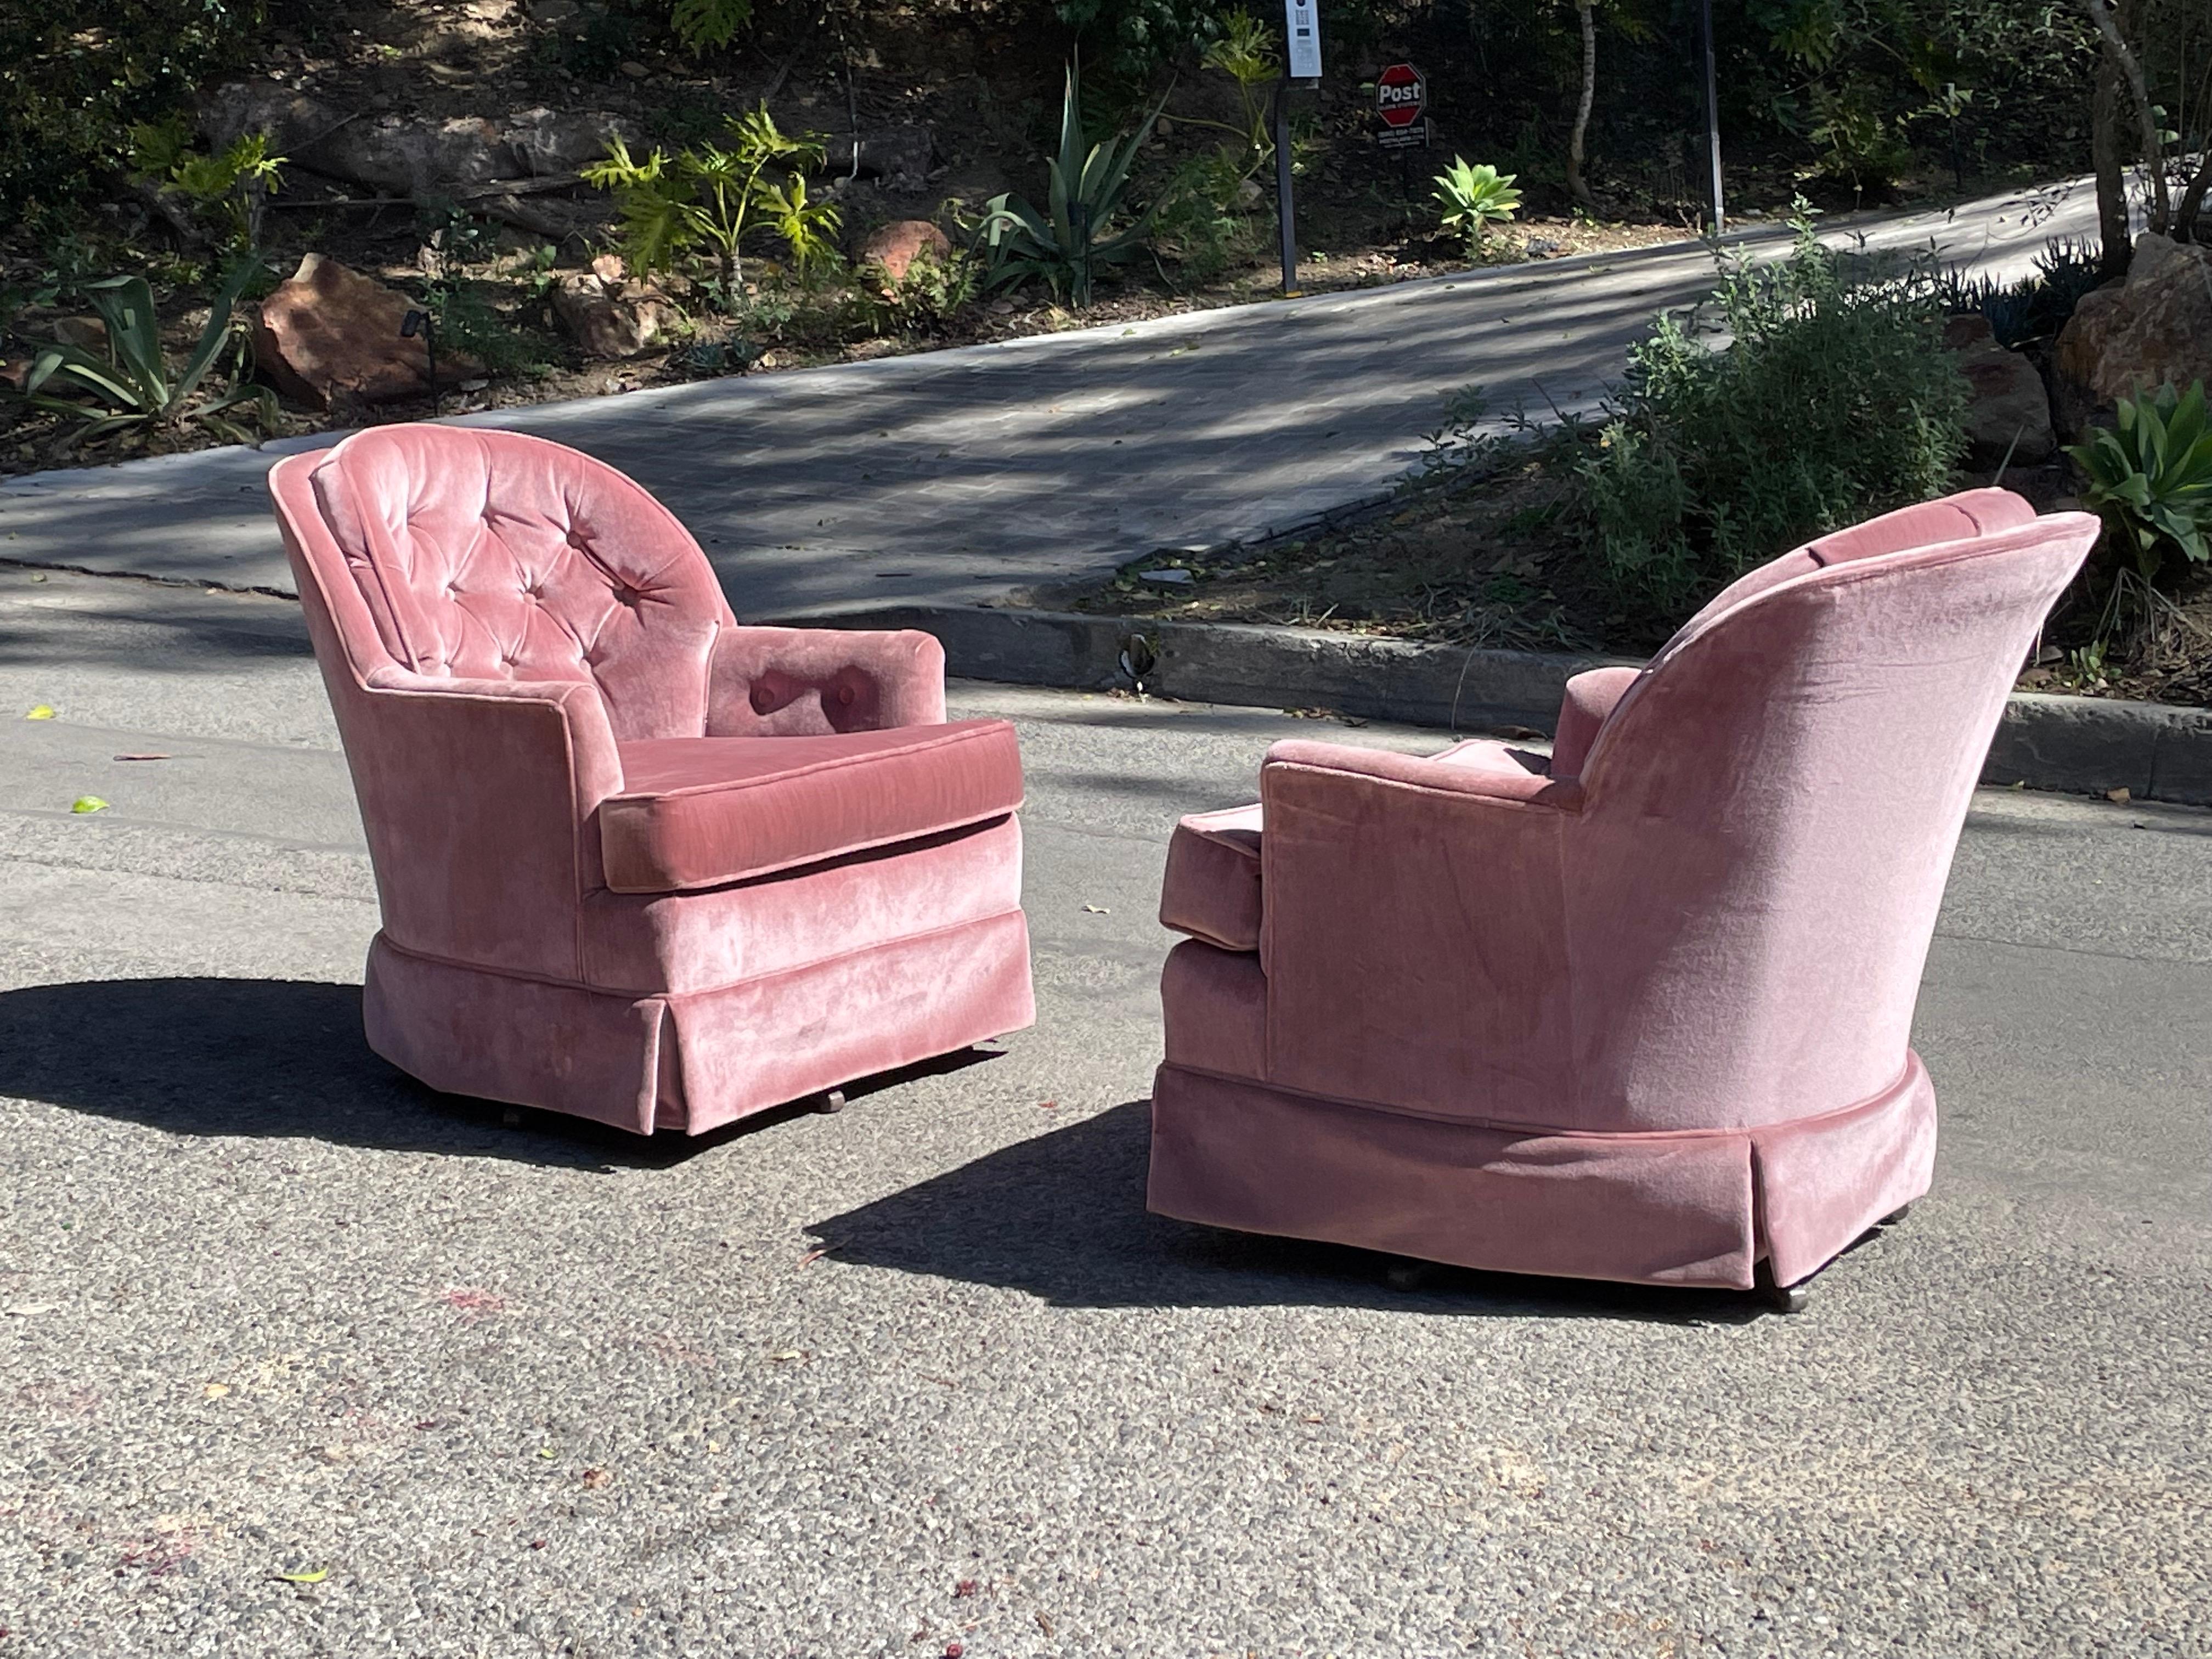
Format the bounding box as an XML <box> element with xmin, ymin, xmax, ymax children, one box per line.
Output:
<box><xmin>2055</xmin><ymin>233</ymin><xmax>2212</xmax><ymax>409</ymax></box>
<box><xmin>551</xmin><ymin>270</ymin><xmax>676</xmax><ymax>359</ymax></box>
<box><xmin>204</xmin><ymin>84</ymin><xmax>631</xmax><ymax>193</ymax></box>
<box><xmin>857</xmin><ymin>220</ymin><xmax>952</xmax><ymax>289</ymax></box>
<box><xmin>252</xmin><ymin>253</ymin><xmax>475</xmax><ymax>407</ymax></box>
<box><xmin>824</xmin><ymin>127</ymin><xmax>935</xmax><ymax>193</ymax></box>
<box><xmin>1945</xmin><ymin>313</ymin><xmax>2055</xmax><ymax>466</ymax></box>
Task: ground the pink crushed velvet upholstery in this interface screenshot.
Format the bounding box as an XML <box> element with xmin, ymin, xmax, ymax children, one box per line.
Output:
<box><xmin>1151</xmin><ymin>490</ymin><xmax>2098</xmax><ymax>1293</ymax></box>
<box><xmin>270</xmin><ymin>424</ymin><xmax>1034</xmax><ymax>1135</ymax></box>
<box><xmin>603</xmin><ymin>721</ymin><xmax>1025</xmax><ymax>893</ymax></box>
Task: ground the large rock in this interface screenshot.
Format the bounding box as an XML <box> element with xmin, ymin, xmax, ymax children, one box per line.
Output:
<box><xmin>856</xmin><ymin>219</ymin><xmax>952</xmax><ymax>289</ymax></box>
<box><xmin>824</xmin><ymin>127</ymin><xmax>935</xmax><ymax>192</ymax></box>
<box><xmin>1945</xmin><ymin>313</ymin><xmax>2055</xmax><ymax>466</ymax></box>
<box><xmin>204</xmin><ymin>85</ymin><xmax>631</xmax><ymax>193</ymax></box>
<box><xmin>2056</xmin><ymin>233</ymin><xmax>2212</xmax><ymax>409</ymax></box>
<box><xmin>551</xmin><ymin>264</ymin><xmax>677</xmax><ymax>359</ymax></box>
<box><xmin>252</xmin><ymin>253</ymin><xmax>475</xmax><ymax>407</ymax></box>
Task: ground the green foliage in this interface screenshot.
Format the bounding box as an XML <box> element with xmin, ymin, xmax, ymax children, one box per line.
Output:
<box><xmin>6</xmin><ymin>263</ymin><xmax>278</xmax><ymax>450</ymax></box>
<box><xmin>582</xmin><ymin>106</ymin><xmax>836</xmax><ymax>302</ymax></box>
<box><xmin>1198</xmin><ymin>9</ymin><xmax>1280</xmax><ymax>173</ymax></box>
<box><xmin>0</xmin><ymin>0</ymin><xmax>264</xmax><ymax>220</ymax></box>
<box><xmin>2067</xmin><ymin>381</ymin><xmax>2212</xmax><ymax>582</ymax></box>
<box><xmin>1154</xmin><ymin>146</ymin><xmax>1265</xmax><ymax>283</ymax></box>
<box><xmin>1577</xmin><ymin>211</ymin><xmax>1970</xmax><ymax>624</ymax></box>
<box><xmin>669</xmin><ymin>0</ymin><xmax>752</xmax><ymax>54</ymax></box>
<box><xmin>131</xmin><ymin>120</ymin><xmax>286</xmax><ymax>252</ymax></box>
<box><xmin>1431</xmin><ymin>160</ymin><xmax>1523</xmax><ymax>261</ymax></box>
<box><xmin>981</xmin><ymin>66</ymin><xmax>1163</xmax><ymax>308</ymax></box>
<box><xmin>1052</xmin><ymin>0</ymin><xmax>1227</xmax><ymax>87</ymax></box>
<box><xmin>868</xmin><ymin>242</ymin><xmax>982</xmax><ymax>331</ymax></box>
<box><xmin>1938</xmin><ymin>238</ymin><xmax>2102</xmax><ymax>347</ymax></box>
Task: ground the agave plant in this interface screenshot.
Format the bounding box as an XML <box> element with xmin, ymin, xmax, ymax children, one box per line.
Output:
<box><xmin>1432</xmin><ymin>159</ymin><xmax>1522</xmax><ymax>263</ymax></box>
<box><xmin>2067</xmin><ymin>380</ymin><xmax>2212</xmax><ymax>580</ymax></box>
<box><xmin>10</xmin><ymin>262</ymin><xmax>277</xmax><ymax>450</ymax></box>
<box><xmin>980</xmin><ymin>65</ymin><xmax>1163</xmax><ymax>308</ymax></box>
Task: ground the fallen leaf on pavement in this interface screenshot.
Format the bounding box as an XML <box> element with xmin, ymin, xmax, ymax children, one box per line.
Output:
<box><xmin>24</xmin><ymin>705</ymin><xmax>54</xmax><ymax>720</ymax></box>
<box><xmin>276</xmin><ymin>1568</ymin><xmax>328</xmax><ymax>1584</ymax></box>
<box><xmin>112</xmin><ymin>753</ymin><xmax>171</xmax><ymax>762</ymax></box>
<box><xmin>1082</xmin><ymin>904</ymin><xmax>1109</xmax><ymax>914</ymax></box>
<box><xmin>769</xmin><ymin>1350</ymin><xmax>803</xmax><ymax>1362</ymax></box>
<box><xmin>70</xmin><ymin>796</ymin><xmax>108</xmax><ymax>814</ymax></box>
<box><xmin>580</xmin><ymin>1468</ymin><xmax>611</xmax><ymax>1488</ymax></box>
<box><xmin>203</xmin><ymin>1383</ymin><xmax>230</xmax><ymax>1398</ymax></box>
<box><xmin>797</xmin><ymin>1248</ymin><xmax>828</xmax><ymax>1267</ymax></box>
<box><xmin>4</xmin><ymin>1303</ymin><xmax>59</xmax><ymax>1316</ymax></box>
<box><xmin>2107</xmin><ymin>787</ymin><xmax>2132</xmax><ymax>803</ymax></box>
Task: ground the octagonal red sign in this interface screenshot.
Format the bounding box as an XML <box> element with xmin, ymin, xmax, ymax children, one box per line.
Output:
<box><xmin>1376</xmin><ymin>63</ymin><xmax>1426</xmax><ymax>128</ymax></box>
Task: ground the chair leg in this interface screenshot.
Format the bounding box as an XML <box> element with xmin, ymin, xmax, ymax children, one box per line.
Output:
<box><xmin>1384</xmin><ymin>1257</ymin><xmax>1437</xmax><ymax>1291</ymax></box>
<box><xmin>1754</xmin><ymin>1260</ymin><xmax>1810</xmax><ymax>1314</ymax></box>
<box><xmin>812</xmin><ymin>1088</ymin><xmax>848</xmax><ymax>1115</ymax></box>
<box><xmin>1882</xmin><ymin>1203</ymin><xmax>1913</xmax><ymax>1226</ymax></box>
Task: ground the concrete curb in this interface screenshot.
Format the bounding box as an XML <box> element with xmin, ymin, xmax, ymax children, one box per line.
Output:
<box><xmin>770</xmin><ymin>603</ymin><xmax>2212</xmax><ymax>807</ymax></box>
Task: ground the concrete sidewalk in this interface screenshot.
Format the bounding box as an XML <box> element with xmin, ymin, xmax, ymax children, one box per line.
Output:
<box><xmin>0</xmin><ymin>180</ymin><xmax>2099</xmax><ymax>612</ymax></box>
<box><xmin>1</xmin><ymin>566</ymin><xmax>2207</xmax><ymax>1656</ymax></box>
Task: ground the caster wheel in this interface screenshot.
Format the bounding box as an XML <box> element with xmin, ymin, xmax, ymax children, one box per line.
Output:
<box><xmin>1385</xmin><ymin>1259</ymin><xmax>1436</xmax><ymax>1291</ymax></box>
<box><xmin>814</xmin><ymin>1088</ymin><xmax>848</xmax><ymax>1115</ymax></box>
<box><xmin>1882</xmin><ymin>1204</ymin><xmax>1913</xmax><ymax>1226</ymax></box>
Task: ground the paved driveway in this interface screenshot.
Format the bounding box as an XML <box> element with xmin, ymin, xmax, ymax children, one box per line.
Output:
<box><xmin>0</xmin><ymin>180</ymin><xmax>2100</xmax><ymax>613</ymax></box>
<box><xmin>0</xmin><ymin>567</ymin><xmax>2205</xmax><ymax>1656</ymax></box>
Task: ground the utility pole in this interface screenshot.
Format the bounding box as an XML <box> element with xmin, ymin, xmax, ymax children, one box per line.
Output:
<box><xmin>1277</xmin><ymin>0</ymin><xmax>1323</xmax><ymax>295</ymax></box>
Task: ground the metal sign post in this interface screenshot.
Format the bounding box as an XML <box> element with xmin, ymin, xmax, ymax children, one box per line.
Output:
<box><xmin>1700</xmin><ymin>0</ymin><xmax>1724</xmax><ymax>235</ymax></box>
<box><xmin>1276</xmin><ymin>0</ymin><xmax>1322</xmax><ymax>295</ymax></box>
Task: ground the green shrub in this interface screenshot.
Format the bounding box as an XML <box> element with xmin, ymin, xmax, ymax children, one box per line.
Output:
<box><xmin>981</xmin><ymin>65</ymin><xmax>1163</xmax><ymax>308</ymax></box>
<box><xmin>1432</xmin><ymin>160</ymin><xmax>1522</xmax><ymax>263</ymax></box>
<box><xmin>2067</xmin><ymin>380</ymin><xmax>2212</xmax><ymax>583</ymax></box>
<box><xmin>1938</xmin><ymin>238</ymin><xmax>2103</xmax><ymax>347</ymax></box>
<box><xmin>1</xmin><ymin>1</ymin><xmax>264</xmax><ymax>222</ymax></box>
<box><xmin>1578</xmin><ymin>212</ymin><xmax>1970</xmax><ymax>626</ymax></box>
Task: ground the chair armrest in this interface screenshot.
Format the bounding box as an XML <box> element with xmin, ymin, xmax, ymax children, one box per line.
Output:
<box><xmin>708</xmin><ymin>625</ymin><xmax>946</xmax><ymax>735</ymax></box>
<box><xmin>348</xmin><ymin>666</ymin><xmax>623</xmax><ymax>977</ymax></box>
<box><xmin>1254</xmin><ymin>739</ymin><xmax>1581</xmax><ymax>1120</ymax></box>
<box><xmin>1550</xmin><ymin>665</ymin><xmax>1641</xmax><ymax>780</ymax></box>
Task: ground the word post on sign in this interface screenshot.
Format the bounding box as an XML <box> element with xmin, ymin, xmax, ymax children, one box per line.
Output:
<box><xmin>1375</xmin><ymin>61</ymin><xmax>1429</xmax><ymax>151</ymax></box>
<box><xmin>1272</xmin><ymin>0</ymin><xmax>1322</xmax><ymax>292</ymax></box>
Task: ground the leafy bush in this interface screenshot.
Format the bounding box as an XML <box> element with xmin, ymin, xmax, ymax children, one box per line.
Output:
<box><xmin>1</xmin><ymin>1</ymin><xmax>264</xmax><ymax>222</ymax></box>
<box><xmin>583</xmin><ymin>106</ymin><xmax>839</xmax><ymax>303</ymax></box>
<box><xmin>981</xmin><ymin>66</ymin><xmax>1162</xmax><ymax>308</ymax></box>
<box><xmin>1938</xmin><ymin>238</ymin><xmax>2103</xmax><ymax>347</ymax></box>
<box><xmin>6</xmin><ymin>263</ymin><xmax>277</xmax><ymax>450</ymax></box>
<box><xmin>1052</xmin><ymin>0</ymin><xmax>1226</xmax><ymax>87</ymax></box>
<box><xmin>131</xmin><ymin>120</ymin><xmax>286</xmax><ymax>252</ymax></box>
<box><xmin>1432</xmin><ymin>160</ymin><xmax>1522</xmax><ymax>262</ymax></box>
<box><xmin>868</xmin><ymin>243</ymin><xmax>981</xmax><ymax>331</ymax></box>
<box><xmin>1153</xmin><ymin>145</ymin><xmax>1263</xmax><ymax>283</ymax></box>
<box><xmin>1578</xmin><ymin>215</ymin><xmax>1970</xmax><ymax>625</ymax></box>
<box><xmin>669</xmin><ymin>0</ymin><xmax>751</xmax><ymax>54</ymax></box>
<box><xmin>2067</xmin><ymin>381</ymin><xmax>2212</xmax><ymax>582</ymax></box>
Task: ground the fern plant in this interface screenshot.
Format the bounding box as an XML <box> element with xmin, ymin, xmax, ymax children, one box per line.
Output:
<box><xmin>582</xmin><ymin>105</ymin><xmax>836</xmax><ymax>302</ymax></box>
<box><xmin>669</xmin><ymin>0</ymin><xmax>751</xmax><ymax>53</ymax></box>
<box><xmin>7</xmin><ymin>262</ymin><xmax>277</xmax><ymax>450</ymax></box>
<box><xmin>980</xmin><ymin>65</ymin><xmax>1163</xmax><ymax>308</ymax></box>
<box><xmin>1432</xmin><ymin>160</ymin><xmax>1522</xmax><ymax>262</ymax></box>
<box><xmin>2067</xmin><ymin>381</ymin><xmax>2212</xmax><ymax>582</ymax></box>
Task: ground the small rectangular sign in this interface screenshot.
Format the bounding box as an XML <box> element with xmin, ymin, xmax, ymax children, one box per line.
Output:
<box><xmin>1377</xmin><ymin>119</ymin><xmax>1430</xmax><ymax>150</ymax></box>
<box><xmin>1284</xmin><ymin>0</ymin><xmax>1322</xmax><ymax>78</ymax></box>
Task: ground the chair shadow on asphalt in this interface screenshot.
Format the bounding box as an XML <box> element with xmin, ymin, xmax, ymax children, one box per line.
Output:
<box><xmin>812</xmin><ymin>1098</ymin><xmax>1780</xmax><ymax>1325</ymax></box>
<box><xmin>0</xmin><ymin>976</ymin><xmax>996</xmax><ymax>1173</ymax></box>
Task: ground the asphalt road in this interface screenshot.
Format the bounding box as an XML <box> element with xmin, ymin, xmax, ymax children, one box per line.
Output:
<box><xmin>0</xmin><ymin>179</ymin><xmax>2102</xmax><ymax>613</ymax></box>
<box><xmin>0</xmin><ymin>565</ymin><xmax>2207</xmax><ymax>1658</ymax></box>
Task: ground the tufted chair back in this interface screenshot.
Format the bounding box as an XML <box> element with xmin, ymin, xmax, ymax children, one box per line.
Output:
<box><xmin>306</xmin><ymin>426</ymin><xmax>735</xmax><ymax>741</ymax></box>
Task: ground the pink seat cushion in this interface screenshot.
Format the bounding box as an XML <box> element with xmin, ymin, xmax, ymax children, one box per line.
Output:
<box><xmin>1160</xmin><ymin>804</ymin><xmax>1263</xmax><ymax>952</ymax></box>
<box><xmin>601</xmin><ymin>719</ymin><xmax>1023</xmax><ymax>894</ymax></box>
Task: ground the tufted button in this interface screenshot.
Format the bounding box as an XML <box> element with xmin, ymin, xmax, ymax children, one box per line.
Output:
<box><xmin>750</xmin><ymin>685</ymin><xmax>774</xmax><ymax>714</ymax></box>
<box><xmin>837</xmin><ymin>685</ymin><xmax>855</xmax><ymax>707</ymax></box>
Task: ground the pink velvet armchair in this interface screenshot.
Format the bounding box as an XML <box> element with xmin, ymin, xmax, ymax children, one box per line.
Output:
<box><xmin>270</xmin><ymin>425</ymin><xmax>1034</xmax><ymax>1135</ymax></box>
<box><xmin>1150</xmin><ymin>490</ymin><xmax>2097</xmax><ymax>1306</ymax></box>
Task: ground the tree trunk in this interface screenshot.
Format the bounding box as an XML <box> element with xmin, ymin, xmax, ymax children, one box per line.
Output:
<box><xmin>1566</xmin><ymin>0</ymin><xmax>1598</xmax><ymax>212</ymax></box>
<box><xmin>2175</xmin><ymin>149</ymin><xmax>2211</xmax><ymax>244</ymax></box>
<box><xmin>2080</xmin><ymin>0</ymin><xmax>2170</xmax><ymax>233</ymax></box>
<box><xmin>2093</xmin><ymin>56</ymin><xmax>2132</xmax><ymax>276</ymax></box>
